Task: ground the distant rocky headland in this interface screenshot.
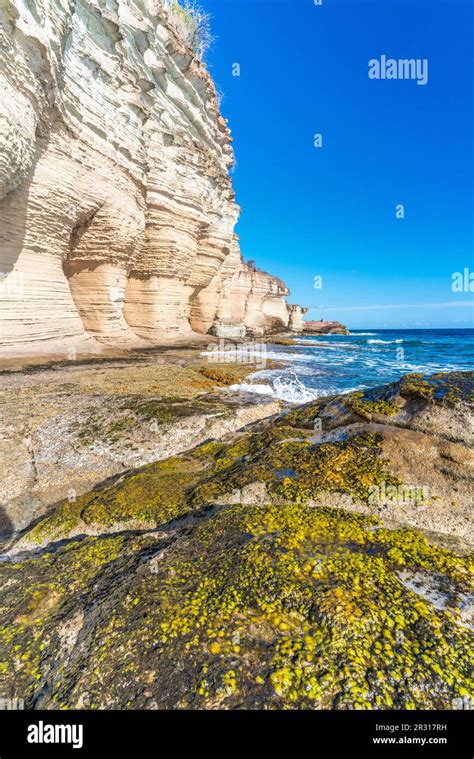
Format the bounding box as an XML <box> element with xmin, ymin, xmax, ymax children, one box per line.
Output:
<box><xmin>303</xmin><ymin>320</ymin><xmax>349</xmax><ymax>335</ymax></box>
<box><xmin>0</xmin><ymin>0</ymin><xmax>307</xmax><ymax>357</ymax></box>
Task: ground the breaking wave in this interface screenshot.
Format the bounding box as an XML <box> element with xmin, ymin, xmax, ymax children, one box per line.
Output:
<box><xmin>367</xmin><ymin>338</ymin><xmax>403</xmax><ymax>344</ymax></box>
<box><xmin>229</xmin><ymin>373</ymin><xmax>325</xmax><ymax>404</ymax></box>
<box><xmin>220</xmin><ymin>329</ymin><xmax>473</xmax><ymax>403</ymax></box>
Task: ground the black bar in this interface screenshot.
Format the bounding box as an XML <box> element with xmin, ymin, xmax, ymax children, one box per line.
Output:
<box><xmin>0</xmin><ymin>709</ymin><xmax>471</xmax><ymax>757</ymax></box>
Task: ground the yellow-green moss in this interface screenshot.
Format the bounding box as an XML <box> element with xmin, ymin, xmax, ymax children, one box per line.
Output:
<box><xmin>399</xmin><ymin>373</ymin><xmax>435</xmax><ymax>401</ymax></box>
<box><xmin>350</xmin><ymin>397</ymin><xmax>399</xmax><ymax>417</ymax></box>
<box><xmin>154</xmin><ymin>503</ymin><xmax>472</xmax><ymax>708</ymax></box>
<box><xmin>197</xmin><ymin>364</ymin><xmax>256</xmax><ymax>386</ymax></box>
<box><xmin>5</xmin><ymin>370</ymin><xmax>472</xmax><ymax>709</ymax></box>
<box><xmin>278</xmin><ymin>401</ymin><xmax>322</xmax><ymax>430</ymax></box>
<box><xmin>0</xmin><ymin>532</ymin><xmax>139</xmax><ymax>705</ymax></box>
<box><xmin>2</xmin><ymin>498</ymin><xmax>473</xmax><ymax>709</ymax></box>
<box><xmin>192</xmin><ymin>431</ymin><xmax>400</xmax><ymax>506</ymax></box>
<box><xmin>29</xmin><ymin>424</ymin><xmax>402</xmax><ymax>545</ymax></box>
<box><xmin>27</xmin><ymin>457</ymin><xmax>205</xmax><ymax>543</ymax></box>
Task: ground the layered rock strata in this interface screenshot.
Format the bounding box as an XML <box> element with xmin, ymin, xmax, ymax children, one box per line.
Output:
<box><xmin>287</xmin><ymin>304</ymin><xmax>308</xmax><ymax>332</ymax></box>
<box><xmin>196</xmin><ymin>238</ymin><xmax>305</xmax><ymax>338</ymax></box>
<box><xmin>0</xmin><ymin>0</ymin><xmax>304</xmax><ymax>356</ymax></box>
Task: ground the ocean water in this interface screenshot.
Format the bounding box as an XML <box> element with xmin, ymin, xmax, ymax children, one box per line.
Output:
<box><xmin>230</xmin><ymin>329</ymin><xmax>474</xmax><ymax>404</ymax></box>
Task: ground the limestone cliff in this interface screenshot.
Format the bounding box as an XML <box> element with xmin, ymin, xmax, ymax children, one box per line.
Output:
<box><xmin>196</xmin><ymin>236</ymin><xmax>303</xmax><ymax>338</ymax></box>
<box><xmin>0</xmin><ymin>0</ymin><xmax>304</xmax><ymax>355</ymax></box>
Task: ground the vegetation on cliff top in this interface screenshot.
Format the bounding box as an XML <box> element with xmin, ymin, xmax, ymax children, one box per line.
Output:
<box><xmin>166</xmin><ymin>1</ymin><xmax>213</xmax><ymax>61</ymax></box>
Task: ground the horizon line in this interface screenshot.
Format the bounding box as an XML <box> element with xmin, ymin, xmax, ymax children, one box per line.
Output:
<box><xmin>307</xmin><ymin>301</ymin><xmax>474</xmax><ymax>313</ymax></box>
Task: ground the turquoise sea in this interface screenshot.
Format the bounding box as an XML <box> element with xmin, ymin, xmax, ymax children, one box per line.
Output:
<box><xmin>235</xmin><ymin>328</ymin><xmax>474</xmax><ymax>403</ymax></box>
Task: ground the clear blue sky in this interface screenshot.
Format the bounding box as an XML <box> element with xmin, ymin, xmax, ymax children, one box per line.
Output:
<box><xmin>203</xmin><ymin>0</ymin><xmax>473</xmax><ymax>329</ymax></box>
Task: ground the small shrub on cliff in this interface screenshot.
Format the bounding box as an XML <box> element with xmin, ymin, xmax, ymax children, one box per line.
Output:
<box><xmin>166</xmin><ymin>0</ymin><xmax>213</xmax><ymax>61</ymax></box>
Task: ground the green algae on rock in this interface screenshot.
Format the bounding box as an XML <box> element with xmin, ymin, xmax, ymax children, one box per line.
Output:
<box><xmin>27</xmin><ymin>456</ymin><xmax>206</xmax><ymax>544</ymax></box>
<box><xmin>0</xmin><ymin>352</ymin><xmax>281</xmax><ymax>534</ymax></box>
<box><xmin>14</xmin><ymin>371</ymin><xmax>474</xmax><ymax>547</ymax></box>
<box><xmin>1</xmin><ymin>370</ymin><xmax>473</xmax><ymax>710</ymax></box>
<box><xmin>349</xmin><ymin>393</ymin><xmax>400</xmax><ymax>418</ymax></box>
<box><xmin>191</xmin><ymin>430</ymin><xmax>401</xmax><ymax>507</ymax></box>
<box><xmin>1</xmin><ymin>504</ymin><xmax>472</xmax><ymax>709</ymax></box>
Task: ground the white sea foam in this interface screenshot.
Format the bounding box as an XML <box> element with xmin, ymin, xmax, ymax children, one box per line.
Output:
<box><xmin>252</xmin><ymin>364</ymin><xmax>323</xmax><ymax>378</ymax></box>
<box><xmin>215</xmin><ymin>331</ymin><xmax>471</xmax><ymax>405</ymax></box>
<box><xmin>228</xmin><ymin>373</ymin><xmax>325</xmax><ymax>404</ymax></box>
<box><xmin>298</xmin><ymin>341</ymin><xmax>357</xmax><ymax>350</ymax></box>
<box><xmin>367</xmin><ymin>339</ymin><xmax>403</xmax><ymax>344</ymax></box>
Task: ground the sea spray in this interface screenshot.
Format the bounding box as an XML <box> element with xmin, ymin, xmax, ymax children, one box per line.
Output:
<box><xmin>229</xmin><ymin>372</ymin><xmax>329</xmax><ymax>404</ymax></box>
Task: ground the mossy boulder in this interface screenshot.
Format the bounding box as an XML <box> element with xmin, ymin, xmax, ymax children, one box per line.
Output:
<box><xmin>1</xmin><ymin>370</ymin><xmax>473</xmax><ymax>710</ymax></box>
<box><xmin>1</xmin><ymin>503</ymin><xmax>472</xmax><ymax>709</ymax></box>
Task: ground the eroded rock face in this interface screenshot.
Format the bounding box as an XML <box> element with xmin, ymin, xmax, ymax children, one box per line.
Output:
<box><xmin>200</xmin><ymin>238</ymin><xmax>303</xmax><ymax>338</ymax></box>
<box><xmin>287</xmin><ymin>304</ymin><xmax>308</xmax><ymax>332</ymax></box>
<box><xmin>0</xmin><ymin>1</ymin><xmax>304</xmax><ymax>355</ymax></box>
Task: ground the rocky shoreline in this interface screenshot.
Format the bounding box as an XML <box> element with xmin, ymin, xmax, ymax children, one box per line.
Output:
<box><xmin>0</xmin><ymin>0</ymin><xmax>472</xmax><ymax>715</ymax></box>
<box><xmin>0</xmin><ymin>364</ymin><xmax>472</xmax><ymax>709</ymax></box>
<box><xmin>0</xmin><ymin>347</ymin><xmax>288</xmax><ymax>535</ymax></box>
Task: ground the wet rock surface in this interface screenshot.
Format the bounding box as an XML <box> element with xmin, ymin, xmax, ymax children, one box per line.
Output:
<box><xmin>0</xmin><ymin>351</ymin><xmax>280</xmax><ymax>533</ymax></box>
<box><xmin>303</xmin><ymin>320</ymin><xmax>349</xmax><ymax>335</ymax></box>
